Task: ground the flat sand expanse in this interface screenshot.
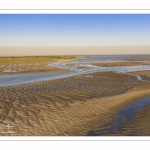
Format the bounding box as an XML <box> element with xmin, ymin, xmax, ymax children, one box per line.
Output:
<box><xmin>0</xmin><ymin>56</ymin><xmax>78</xmax><ymax>75</ymax></box>
<box><xmin>122</xmin><ymin>57</ymin><xmax>150</xmax><ymax>62</ymax></box>
<box><xmin>0</xmin><ymin>61</ymin><xmax>70</xmax><ymax>76</ymax></box>
<box><xmin>1</xmin><ymin>72</ymin><xmax>150</xmax><ymax>136</ymax></box>
<box><xmin>131</xmin><ymin>70</ymin><xmax>150</xmax><ymax>81</ymax></box>
<box><xmin>58</xmin><ymin>57</ymin><xmax>81</xmax><ymax>62</ymax></box>
<box><xmin>91</xmin><ymin>61</ymin><xmax>148</xmax><ymax>67</ymax></box>
<box><xmin>131</xmin><ymin>70</ymin><xmax>150</xmax><ymax>75</ymax></box>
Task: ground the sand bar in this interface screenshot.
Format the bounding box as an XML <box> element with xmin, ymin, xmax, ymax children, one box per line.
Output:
<box><xmin>0</xmin><ymin>71</ymin><xmax>150</xmax><ymax>135</ymax></box>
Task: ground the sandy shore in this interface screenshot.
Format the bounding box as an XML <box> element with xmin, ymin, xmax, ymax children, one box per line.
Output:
<box><xmin>1</xmin><ymin>71</ymin><xmax>150</xmax><ymax>136</ymax></box>
<box><xmin>0</xmin><ymin>56</ymin><xmax>80</xmax><ymax>75</ymax></box>
<box><xmin>0</xmin><ymin>61</ymin><xmax>72</xmax><ymax>76</ymax></box>
<box><xmin>91</xmin><ymin>61</ymin><xmax>148</xmax><ymax>67</ymax></box>
<box><xmin>131</xmin><ymin>70</ymin><xmax>150</xmax><ymax>81</ymax></box>
<box><xmin>121</xmin><ymin>57</ymin><xmax>150</xmax><ymax>62</ymax></box>
<box><xmin>58</xmin><ymin>56</ymin><xmax>81</xmax><ymax>62</ymax></box>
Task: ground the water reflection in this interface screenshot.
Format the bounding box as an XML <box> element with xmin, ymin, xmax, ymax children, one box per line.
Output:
<box><xmin>1</xmin><ymin>55</ymin><xmax>150</xmax><ymax>87</ymax></box>
<box><xmin>87</xmin><ymin>97</ymin><xmax>150</xmax><ymax>136</ymax></box>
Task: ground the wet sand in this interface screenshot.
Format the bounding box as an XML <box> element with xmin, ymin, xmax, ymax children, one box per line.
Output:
<box><xmin>91</xmin><ymin>61</ymin><xmax>148</xmax><ymax>67</ymax></box>
<box><xmin>0</xmin><ymin>56</ymin><xmax>79</xmax><ymax>75</ymax></box>
<box><xmin>108</xmin><ymin>100</ymin><xmax>150</xmax><ymax>136</ymax></box>
<box><xmin>0</xmin><ymin>61</ymin><xmax>72</xmax><ymax>76</ymax></box>
<box><xmin>122</xmin><ymin>57</ymin><xmax>150</xmax><ymax>62</ymax></box>
<box><xmin>58</xmin><ymin>56</ymin><xmax>81</xmax><ymax>62</ymax></box>
<box><xmin>1</xmin><ymin>71</ymin><xmax>150</xmax><ymax>136</ymax></box>
<box><xmin>131</xmin><ymin>70</ymin><xmax>150</xmax><ymax>82</ymax></box>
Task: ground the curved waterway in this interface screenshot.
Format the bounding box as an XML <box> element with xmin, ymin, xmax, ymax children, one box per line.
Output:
<box><xmin>1</xmin><ymin>55</ymin><xmax>150</xmax><ymax>87</ymax></box>
<box><xmin>87</xmin><ymin>97</ymin><xmax>150</xmax><ymax>136</ymax></box>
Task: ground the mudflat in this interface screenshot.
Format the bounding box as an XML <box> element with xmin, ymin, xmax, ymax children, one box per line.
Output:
<box><xmin>121</xmin><ymin>57</ymin><xmax>150</xmax><ymax>62</ymax></box>
<box><xmin>91</xmin><ymin>61</ymin><xmax>149</xmax><ymax>67</ymax></box>
<box><xmin>1</xmin><ymin>71</ymin><xmax>150</xmax><ymax>136</ymax></box>
<box><xmin>0</xmin><ymin>56</ymin><xmax>78</xmax><ymax>75</ymax></box>
<box><xmin>131</xmin><ymin>70</ymin><xmax>150</xmax><ymax>81</ymax></box>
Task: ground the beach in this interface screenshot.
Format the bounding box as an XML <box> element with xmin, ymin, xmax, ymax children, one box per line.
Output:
<box><xmin>1</xmin><ymin>68</ymin><xmax>150</xmax><ymax>135</ymax></box>
<box><xmin>0</xmin><ymin>56</ymin><xmax>78</xmax><ymax>75</ymax></box>
<box><xmin>1</xmin><ymin>55</ymin><xmax>150</xmax><ymax>135</ymax></box>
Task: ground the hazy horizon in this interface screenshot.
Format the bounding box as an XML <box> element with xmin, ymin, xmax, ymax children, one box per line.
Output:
<box><xmin>0</xmin><ymin>14</ymin><xmax>150</xmax><ymax>56</ymax></box>
<box><xmin>1</xmin><ymin>46</ymin><xmax>150</xmax><ymax>56</ymax></box>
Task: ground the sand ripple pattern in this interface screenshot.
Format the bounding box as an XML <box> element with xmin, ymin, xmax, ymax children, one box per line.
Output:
<box><xmin>0</xmin><ymin>72</ymin><xmax>145</xmax><ymax>136</ymax></box>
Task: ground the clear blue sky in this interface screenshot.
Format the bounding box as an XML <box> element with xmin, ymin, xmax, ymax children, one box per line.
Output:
<box><xmin>0</xmin><ymin>14</ymin><xmax>150</xmax><ymax>47</ymax></box>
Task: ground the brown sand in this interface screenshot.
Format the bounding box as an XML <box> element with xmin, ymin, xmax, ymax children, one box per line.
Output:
<box><xmin>131</xmin><ymin>70</ymin><xmax>150</xmax><ymax>75</ymax></box>
<box><xmin>0</xmin><ymin>61</ymin><xmax>71</xmax><ymax>76</ymax></box>
<box><xmin>131</xmin><ymin>70</ymin><xmax>150</xmax><ymax>82</ymax></box>
<box><xmin>1</xmin><ymin>72</ymin><xmax>150</xmax><ymax>136</ymax></box>
<box><xmin>0</xmin><ymin>56</ymin><xmax>80</xmax><ymax>75</ymax></box>
<box><xmin>91</xmin><ymin>61</ymin><xmax>148</xmax><ymax>67</ymax></box>
<box><xmin>58</xmin><ymin>56</ymin><xmax>81</xmax><ymax>62</ymax></box>
<box><xmin>121</xmin><ymin>57</ymin><xmax>150</xmax><ymax>62</ymax></box>
<box><xmin>110</xmin><ymin>104</ymin><xmax>150</xmax><ymax>136</ymax></box>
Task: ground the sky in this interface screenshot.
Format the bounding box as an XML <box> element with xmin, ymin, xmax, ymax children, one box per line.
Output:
<box><xmin>0</xmin><ymin>14</ymin><xmax>150</xmax><ymax>55</ymax></box>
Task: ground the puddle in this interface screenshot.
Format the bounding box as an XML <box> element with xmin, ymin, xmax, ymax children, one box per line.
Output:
<box><xmin>87</xmin><ymin>97</ymin><xmax>150</xmax><ymax>136</ymax></box>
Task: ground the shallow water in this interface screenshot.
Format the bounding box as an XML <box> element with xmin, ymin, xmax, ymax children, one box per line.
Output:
<box><xmin>71</xmin><ymin>55</ymin><xmax>150</xmax><ymax>63</ymax></box>
<box><xmin>1</xmin><ymin>65</ymin><xmax>150</xmax><ymax>87</ymax></box>
<box><xmin>1</xmin><ymin>55</ymin><xmax>150</xmax><ymax>87</ymax></box>
<box><xmin>87</xmin><ymin>97</ymin><xmax>150</xmax><ymax>136</ymax></box>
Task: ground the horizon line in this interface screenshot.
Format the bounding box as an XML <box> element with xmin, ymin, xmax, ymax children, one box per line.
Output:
<box><xmin>1</xmin><ymin>54</ymin><xmax>150</xmax><ymax>57</ymax></box>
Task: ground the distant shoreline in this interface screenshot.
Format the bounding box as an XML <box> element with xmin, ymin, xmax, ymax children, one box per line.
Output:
<box><xmin>0</xmin><ymin>56</ymin><xmax>80</xmax><ymax>76</ymax></box>
<box><xmin>0</xmin><ymin>56</ymin><xmax>80</xmax><ymax>63</ymax></box>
